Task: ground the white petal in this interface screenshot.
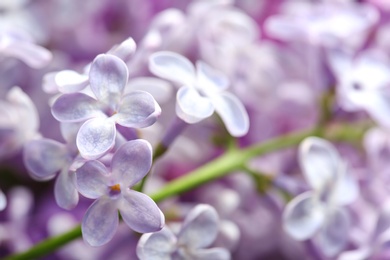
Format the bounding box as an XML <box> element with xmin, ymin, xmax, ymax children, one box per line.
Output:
<box><xmin>190</xmin><ymin>248</ymin><xmax>231</xmax><ymax>260</ymax></box>
<box><xmin>196</xmin><ymin>61</ymin><xmax>229</xmax><ymax>95</ymax></box>
<box><xmin>126</xmin><ymin>77</ymin><xmax>173</xmax><ymax>104</ymax></box>
<box><xmin>136</xmin><ymin>227</ymin><xmax>177</xmax><ymax>260</ymax></box>
<box><xmin>55</xmin><ymin>70</ymin><xmax>89</xmax><ymax>93</ymax></box>
<box><xmin>54</xmin><ymin>168</ymin><xmax>79</xmax><ymax>210</ymax></box>
<box><xmin>331</xmin><ymin>163</ymin><xmax>359</xmax><ymax>206</ymax></box>
<box><xmin>107</xmin><ymin>37</ymin><xmax>136</xmax><ymax>62</ymax></box>
<box><xmin>0</xmin><ymin>189</ymin><xmax>6</xmax><ymax>211</ymax></box>
<box><xmin>338</xmin><ymin>247</ymin><xmax>372</xmax><ymax>260</ymax></box>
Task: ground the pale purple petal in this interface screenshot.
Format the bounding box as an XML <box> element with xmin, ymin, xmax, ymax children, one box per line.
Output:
<box><xmin>176</xmin><ymin>86</ymin><xmax>214</xmax><ymax>124</ymax></box>
<box><xmin>210</xmin><ymin>92</ymin><xmax>249</xmax><ymax>137</ymax></box>
<box><xmin>76</xmin><ymin>118</ymin><xmax>116</xmax><ymax>160</ymax></box>
<box><xmin>60</xmin><ymin>122</ymin><xmax>82</xmax><ymax>146</ymax></box>
<box><xmin>137</xmin><ymin>227</ymin><xmax>177</xmax><ymax>260</ymax></box>
<box><xmin>54</xmin><ymin>168</ymin><xmax>79</xmax><ymax>210</ymax></box>
<box><xmin>111</xmin><ymin>140</ymin><xmax>152</xmax><ymax>187</ymax></box>
<box><xmin>178</xmin><ymin>204</ymin><xmax>219</xmax><ymax>249</ymax></box>
<box><xmin>55</xmin><ymin>70</ymin><xmax>89</xmax><ymax>93</ymax></box>
<box><xmin>338</xmin><ymin>247</ymin><xmax>372</xmax><ymax>260</ymax></box>
<box><xmin>89</xmin><ymin>54</ymin><xmax>128</xmax><ymax>108</ymax></box>
<box><xmin>190</xmin><ymin>248</ymin><xmax>231</xmax><ymax>260</ymax></box>
<box><xmin>116</xmin><ymin>91</ymin><xmax>161</xmax><ymax>128</ymax></box>
<box><xmin>315</xmin><ymin>208</ymin><xmax>350</xmax><ymax>257</ymax></box>
<box><xmin>51</xmin><ymin>93</ymin><xmax>102</xmax><ymax>122</ymax></box>
<box><xmin>82</xmin><ymin>197</ymin><xmax>118</xmax><ymax>246</ymax></box>
<box><xmin>196</xmin><ymin>61</ymin><xmax>229</xmax><ymax>95</ymax></box>
<box><xmin>23</xmin><ymin>139</ymin><xmax>68</xmax><ymax>181</ymax></box>
<box><xmin>42</xmin><ymin>72</ymin><xmax>59</xmax><ymax>94</ymax></box>
<box><xmin>0</xmin><ymin>189</ymin><xmax>6</xmax><ymax>211</ymax></box>
<box><xmin>149</xmin><ymin>51</ymin><xmax>196</xmax><ymax>86</ymax></box>
<box><xmin>3</xmin><ymin>41</ymin><xmax>52</xmax><ymax>69</ymax></box>
<box><xmin>126</xmin><ymin>77</ymin><xmax>173</xmax><ymax>104</ymax></box>
<box><xmin>283</xmin><ymin>191</ymin><xmax>325</xmax><ymax>240</ymax></box>
<box><xmin>299</xmin><ymin>137</ymin><xmax>341</xmax><ymax>191</ymax></box>
<box><xmin>107</xmin><ymin>37</ymin><xmax>136</xmax><ymax>62</ymax></box>
<box><xmin>331</xmin><ymin>163</ymin><xmax>359</xmax><ymax>206</ymax></box>
<box><xmin>119</xmin><ymin>189</ymin><xmax>164</xmax><ymax>233</ymax></box>
<box><xmin>76</xmin><ymin>160</ymin><xmax>109</xmax><ymax>199</ymax></box>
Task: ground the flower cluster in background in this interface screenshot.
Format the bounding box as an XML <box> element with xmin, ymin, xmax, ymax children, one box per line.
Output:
<box><xmin>2</xmin><ymin>0</ymin><xmax>390</xmax><ymax>259</ymax></box>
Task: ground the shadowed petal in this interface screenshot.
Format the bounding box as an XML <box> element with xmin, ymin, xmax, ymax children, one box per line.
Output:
<box><xmin>190</xmin><ymin>248</ymin><xmax>231</xmax><ymax>260</ymax></box>
<box><xmin>210</xmin><ymin>92</ymin><xmax>249</xmax><ymax>137</ymax></box>
<box><xmin>178</xmin><ymin>204</ymin><xmax>219</xmax><ymax>249</ymax></box>
<box><xmin>126</xmin><ymin>77</ymin><xmax>173</xmax><ymax>104</ymax></box>
<box><xmin>283</xmin><ymin>191</ymin><xmax>325</xmax><ymax>240</ymax></box>
<box><xmin>23</xmin><ymin>139</ymin><xmax>68</xmax><ymax>180</ymax></box>
<box><xmin>76</xmin><ymin>160</ymin><xmax>109</xmax><ymax>199</ymax></box>
<box><xmin>89</xmin><ymin>54</ymin><xmax>129</xmax><ymax>108</ymax></box>
<box><xmin>137</xmin><ymin>227</ymin><xmax>177</xmax><ymax>260</ymax></box>
<box><xmin>111</xmin><ymin>140</ymin><xmax>152</xmax><ymax>187</ymax></box>
<box><xmin>176</xmin><ymin>86</ymin><xmax>214</xmax><ymax>124</ymax></box>
<box><xmin>82</xmin><ymin>197</ymin><xmax>118</xmax><ymax>246</ymax></box>
<box><xmin>196</xmin><ymin>61</ymin><xmax>229</xmax><ymax>95</ymax></box>
<box><xmin>51</xmin><ymin>93</ymin><xmax>102</xmax><ymax>122</ymax></box>
<box><xmin>116</xmin><ymin>91</ymin><xmax>161</xmax><ymax>128</ymax></box>
<box><xmin>149</xmin><ymin>51</ymin><xmax>196</xmax><ymax>86</ymax></box>
<box><xmin>54</xmin><ymin>168</ymin><xmax>79</xmax><ymax>210</ymax></box>
<box><xmin>120</xmin><ymin>189</ymin><xmax>164</xmax><ymax>233</ymax></box>
<box><xmin>77</xmin><ymin>118</ymin><xmax>116</xmax><ymax>160</ymax></box>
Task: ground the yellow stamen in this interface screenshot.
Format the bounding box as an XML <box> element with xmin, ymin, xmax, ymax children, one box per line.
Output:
<box><xmin>110</xmin><ymin>184</ymin><xmax>121</xmax><ymax>191</ymax></box>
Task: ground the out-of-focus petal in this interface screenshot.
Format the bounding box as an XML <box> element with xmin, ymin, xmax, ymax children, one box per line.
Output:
<box><xmin>76</xmin><ymin>118</ymin><xmax>116</xmax><ymax>160</ymax></box>
<box><xmin>331</xmin><ymin>163</ymin><xmax>359</xmax><ymax>206</ymax></box>
<box><xmin>283</xmin><ymin>191</ymin><xmax>325</xmax><ymax>240</ymax></box>
<box><xmin>89</xmin><ymin>54</ymin><xmax>128</xmax><ymax>109</ymax></box>
<box><xmin>210</xmin><ymin>92</ymin><xmax>249</xmax><ymax>137</ymax></box>
<box><xmin>23</xmin><ymin>139</ymin><xmax>68</xmax><ymax>181</ymax></box>
<box><xmin>126</xmin><ymin>77</ymin><xmax>173</xmax><ymax>104</ymax></box>
<box><xmin>55</xmin><ymin>70</ymin><xmax>89</xmax><ymax>93</ymax></box>
<box><xmin>76</xmin><ymin>160</ymin><xmax>109</xmax><ymax>199</ymax></box>
<box><xmin>177</xmin><ymin>204</ymin><xmax>219</xmax><ymax>249</ymax></box>
<box><xmin>51</xmin><ymin>93</ymin><xmax>102</xmax><ymax>122</ymax></box>
<box><xmin>315</xmin><ymin>208</ymin><xmax>350</xmax><ymax>257</ymax></box>
<box><xmin>82</xmin><ymin>197</ymin><xmax>118</xmax><ymax>246</ymax></box>
<box><xmin>189</xmin><ymin>248</ymin><xmax>231</xmax><ymax>260</ymax></box>
<box><xmin>3</xmin><ymin>41</ymin><xmax>52</xmax><ymax>69</ymax></box>
<box><xmin>107</xmin><ymin>37</ymin><xmax>136</xmax><ymax>62</ymax></box>
<box><xmin>120</xmin><ymin>189</ymin><xmax>164</xmax><ymax>233</ymax></box>
<box><xmin>111</xmin><ymin>140</ymin><xmax>152</xmax><ymax>188</ymax></box>
<box><xmin>149</xmin><ymin>51</ymin><xmax>196</xmax><ymax>86</ymax></box>
<box><xmin>116</xmin><ymin>91</ymin><xmax>161</xmax><ymax>128</ymax></box>
<box><xmin>176</xmin><ymin>86</ymin><xmax>214</xmax><ymax>124</ymax></box>
<box><xmin>0</xmin><ymin>189</ymin><xmax>6</xmax><ymax>211</ymax></box>
<box><xmin>196</xmin><ymin>61</ymin><xmax>229</xmax><ymax>94</ymax></box>
<box><xmin>54</xmin><ymin>168</ymin><xmax>79</xmax><ymax>210</ymax></box>
<box><xmin>299</xmin><ymin>137</ymin><xmax>340</xmax><ymax>191</ymax></box>
<box><xmin>338</xmin><ymin>247</ymin><xmax>372</xmax><ymax>260</ymax></box>
<box><xmin>136</xmin><ymin>227</ymin><xmax>177</xmax><ymax>260</ymax></box>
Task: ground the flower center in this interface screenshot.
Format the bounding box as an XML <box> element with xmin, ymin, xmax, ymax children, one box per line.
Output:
<box><xmin>109</xmin><ymin>184</ymin><xmax>121</xmax><ymax>199</ymax></box>
<box><xmin>110</xmin><ymin>184</ymin><xmax>121</xmax><ymax>192</ymax></box>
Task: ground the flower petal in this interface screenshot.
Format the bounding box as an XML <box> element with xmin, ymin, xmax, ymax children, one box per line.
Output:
<box><xmin>51</xmin><ymin>93</ymin><xmax>102</xmax><ymax>122</ymax></box>
<box><xmin>338</xmin><ymin>247</ymin><xmax>372</xmax><ymax>260</ymax></box>
<box><xmin>314</xmin><ymin>208</ymin><xmax>350</xmax><ymax>257</ymax></box>
<box><xmin>3</xmin><ymin>41</ymin><xmax>52</xmax><ymax>69</ymax></box>
<box><xmin>196</xmin><ymin>61</ymin><xmax>229</xmax><ymax>95</ymax></box>
<box><xmin>283</xmin><ymin>191</ymin><xmax>325</xmax><ymax>240</ymax></box>
<box><xmin>149</xmin><ymin>51</ymin><xmax>196</xmax><ymax>86</ymax></box>
<box><xmin>119</xmin><ymin>189</ymin><xmax>164</xmax><ymax>233</ymax></box>
<box><xmin>210</xmin><ymin>92</ymin><xmax>249</xmax><ymax>137</ymax></box>
<box><xmin>299</xmin><ymin>137</ymin><xmax>341</xmax><ymax>191</ymax></box>
<box><xmin>111</xmin><ymin>140</ymin><xmax>152</xmax><ymax>187</ymax></box>
<box><xmin>177</xmin><ymin>204</ymin><xmax>219</xmax><ymax>249</ymax></box>
<box><xmin>76</xmin><ymin>160</ymin><xmax>109</xmax><ymax>199</ymax></box>
<box><xmin>176</xmin><ymin>86</ymin><xmax>214</xmax><ymax>124</ymax></box>
<box><xmin>189</xmin><ymin>248</ymin><xmax>231</xmax><ymax>260</ymax></box>
<box><xmin>23</xmin><ymin>139</ymin><xmax>68</xmax><ymax>180</ymax></box>
<box><xmin>55</xmin><ymin>70</ymin><xmax>89</xmax><ymax>93</ymax></box>
<box><xmin>107</xmin><ymin>37</ymin><xmax>136</xmax><ymax>62</ymax></box>
<box><xmin>126</xmin><ymin>77</ymin><xmax>173</xmax><ymax>104</ymax></box>
<box><xmin>54</xmin><ymin>168</ymin><xmax>79</xmax><ymax>210</ymax></box>
<box><xmin>116</xmin><ymin>91</ymin><xmax>161</xmax><ymax>128</ymax></box>
<box><xmin>136</xmin><ymin>227</ymin><xmax>176</xmax><ymax>260</ymax></box>
<box><xmin>89</xmin><ymin>54</ymin><xmax>128</xmax><ymax>108</ymax></box>
<box><xmin>82</xmin><ymin>197</ymin><xmax>118</xmax><ymax>246</ymax></box>
<box><xmin>0</xmin><ymin>189</ymin><xmax>6</xmax><ymax>211</ymax></box>
<box><xmin>76</xmin><ymin>118</ymin><xmax>116</xmax><ymax>160</ymax></box>
<box><xmin>331</xmin><ymin>163</ymin><xmax>359</xmax><ymax>206</ymax></box>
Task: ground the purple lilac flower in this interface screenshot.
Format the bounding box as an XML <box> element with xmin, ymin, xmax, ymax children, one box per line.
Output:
<box><xmin>51</xmin><ymin>53</ymin><xmax>161</xmax><ymax>159</ymax></box>
<box><xmin>75</xmin><ymin>139</ymin><xmax>164</xmax><ymax>246</ymax></box>
<box><xmin>137</xmin><ymin>204</ymin><xmax>230</xmax><ymax>260</ymax></box>
<box><xmin>283</xmin><ymin>137</ymin><xmax>359</xmax><ymax>257</ymax></box>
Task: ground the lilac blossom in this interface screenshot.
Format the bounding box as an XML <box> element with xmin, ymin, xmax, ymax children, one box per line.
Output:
<box><xmin>51</xmin><ymin>53</ymin><xmax>161</xmax><ymax>159</ymax></box>
<box><xmin>283</xmin><ymin>137</ymin><xmax>359</xmax><ymax>257</ymax></box>
<box><xmin>75</xmin><ymin>139</ymin><xmax>164</xmax><ymax>246</ymax></box>
<box><xmin>149</xmin><ymin>51</ymin><xmax>249</xmax><ymax>137</ymax></box>
<box><xmin>137</xmin><ymin>204</ymin><xmax>230</xmax><ymax>260</ymax></box>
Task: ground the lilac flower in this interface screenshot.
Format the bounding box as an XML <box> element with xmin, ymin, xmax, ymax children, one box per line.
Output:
<box><xmin>75</xmin><ymin>139</ymin><xmax>164</xmax><ymax>246</ymax></box>
<box><xmin>149</xmin><ymin>51</ymin><xmax>249</xmax><ymax>137</ymax></box>
<box><xmin>51</xmin><ymin>53</ymin><xmax>161</xmax><ymax>159</ymax></box>
<box><xmin>283</xmin><ymin>137</ymin><xmax>359</xmax><ymax>257</ymax></box>
<box><xmin>0</xmin><ymin>189</ymin><xmax>6</xmax><ymax>211</ymax></box>
<box><xmin>137</xmin><ymin>204</ymin><xmax>230</xmax><ymax>260</ymax></box>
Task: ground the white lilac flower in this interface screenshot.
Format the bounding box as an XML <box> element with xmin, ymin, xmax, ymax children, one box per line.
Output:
<box><xmin>137</xmin><ymin>204</ymin><xmax>230</xmax><ymax>260</ymax></box>
<box><xmin>283</xmin><ymin>137</ymin><xmax>359</xmax><ymax>257</ymax></box>
<box><xmin>149</xmin><ymin>51</ymin><xmax>249</xmax><ymax>137</ymax></box>
<box><xmin>75</xmin><ymin>140</ymin><xmax>164</xmax><ymax>246</ymax></box>
<box><xmin>51</xmin><ymin>53</ymin><xmax>161</xmax><ymax>160</ymax></box>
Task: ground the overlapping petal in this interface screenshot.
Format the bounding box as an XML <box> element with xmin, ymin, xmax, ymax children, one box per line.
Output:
<box><xmin>196</xmin><ymin>61</ymin><xmax>229</xmax><ymax>94</ymax></box>
<box><xmin>126</xmin><ymin>77</ymin><xmax>173</xmax><ymax>104</ymax></box>
<box><xmin>176</xmin><ymin>86</ymin><xmax>214</xmax><ymax>123</ymax></box>
<box><xmin>76</xmin><ymin>160</ymin><xmax>109</xmax><ymax>199</ymax></box>
<box><xmin>54</xmin><ymin>168</ymin><xmax>79</xmax><ymax>210</ymax></box>
<box><xmin>120</xmin><ymin>189</ymin><xmax>164</xmax><ymax>233</ymax></box>
<box><xmin>76</xmin><ymin>118</ymin><xmax>116</xmax><ymax>160</ymax></box>
<box><xmin>331</xmin><ymin>163</ymin><xmax>359</xmax><ymax>206</ymax></box>
<box><xmin>54</xmin><ymin>70</ymin><xmax>89</xmax><ymax>93</ymax></box>
<box><xmin>116</xmin><ymin>91</ymin><xmax>161</xmax><ymax>128</ymax></box>
<box><xmin>82</xmin><ymin>197</ymin><xmax>119</xmax><ymax>246</ymax></box>
<box><xmin>136</xmin><ymin>227</ymin><xmax>176</xmax><ymax>260</ymax></box>
<box><xmin>283</xmin><ymin>191</ymin><xmax>325</xmax><ymax>240</ymax></box>
<box><xmin>210</xmin><ymin>92</ymin><xmax>249</xmax><ymax>137</ymax></box>
<box><xmin>108</xmin><ymin>37</ymin><xmax>136</xmax><ymax>62</ymax></box>
<box><xmin>111</xmin><ymin>140</ymin><xmax>152</xmax><ymax>188</ymax></box>
<box><xmin>177</xmin><ymin>204</ymin><xmax>219</xmax><ymax>249</ymax></box>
